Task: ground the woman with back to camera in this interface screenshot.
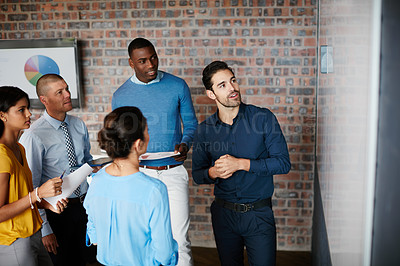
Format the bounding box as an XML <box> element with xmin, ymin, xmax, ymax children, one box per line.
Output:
<box><xmin>84</xmin><ymin>106</ymin><xmax>178</xmax><ymax>266</ymax></box>
<box><xmin>0</xmin><ymin>86</ymin><xmax>67</xmax><ymax>265</ymax></box>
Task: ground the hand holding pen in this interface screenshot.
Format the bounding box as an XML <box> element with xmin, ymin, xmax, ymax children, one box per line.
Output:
<box><xmin>60</xmin><ymin>169</ymin><xmax>66</xmax><ymax>179</ymax></box>
<box><xmin>36</xmin><ymin>173</ymin><xmax>64</xmax><ymax>198</ymax></box>
<box><xmin>33</xmin><ymin>170</ymin><xmax>68</xmax><ymax>214</ymax></box>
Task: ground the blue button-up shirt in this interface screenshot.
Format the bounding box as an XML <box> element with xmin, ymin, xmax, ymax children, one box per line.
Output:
<box><xmin>19</xmin><ymin>111</ymin><xmax>92</xmax><ymax>236</ymax></box>
<box><xmin>192</xmin><ymin>103</ymin><xmax>291</xmax><ymax>203</ymax></box>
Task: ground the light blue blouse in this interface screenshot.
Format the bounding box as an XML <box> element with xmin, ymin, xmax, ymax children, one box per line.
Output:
<box><xmin>84</xmin><ymin>167</ymin><xmax>178</xmax><ymax>266</ymax></box>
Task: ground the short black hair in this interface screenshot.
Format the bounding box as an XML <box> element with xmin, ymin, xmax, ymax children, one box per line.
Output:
<box><xmin>98</xmin><ymin>106</ymin><xmax>147</xmax><ymax>159</ymax></box>
<box><xmin>0</xmin><ymin>86</ymin><xmax>30</xmax><ymax>138</ymax></box>
<box><xmin>202</xmin><ymin>61</ymin><xmax>235</xmax><ymax>91</ymax></box>
<box><xmin>128</xmin><ymin>38</ymin><xmax>155</xmax><ymax>58</ymax></box>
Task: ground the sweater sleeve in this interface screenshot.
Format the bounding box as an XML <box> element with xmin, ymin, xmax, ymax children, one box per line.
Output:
<box><xmin>179</xmin><ymin>81</ymin><xmax>198</xmax><ymax>148</ymax></box>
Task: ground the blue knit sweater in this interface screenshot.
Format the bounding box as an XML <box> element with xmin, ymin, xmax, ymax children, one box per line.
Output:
<box><xmin>112</xmin><ymin>71</ymin><xmax>198</xmax><ymax>166</ymax></box>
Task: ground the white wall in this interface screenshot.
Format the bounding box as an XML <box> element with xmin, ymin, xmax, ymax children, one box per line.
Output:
<box><xmin>316</xmin><ymin>0</ymin><xmax>381</xmax><ymax>265</ymax></box>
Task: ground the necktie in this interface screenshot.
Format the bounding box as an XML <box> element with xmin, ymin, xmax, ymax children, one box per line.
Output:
<box><xmin>60</xmin><ymin>122</ymin><xmax>80</xmax><ymax>197</ymax></box>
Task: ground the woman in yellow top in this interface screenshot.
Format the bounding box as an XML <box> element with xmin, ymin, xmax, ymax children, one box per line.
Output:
<box><xmin>0</xmin><ymin>86</ymin><xmax>67</xmax><ymax>265</ymax></box>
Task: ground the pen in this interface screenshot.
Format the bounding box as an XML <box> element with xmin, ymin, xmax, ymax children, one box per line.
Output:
<box><xmin>60</xmin><ymin>170</ymin><xmax>66</xmax><ymax>179</ymax></box>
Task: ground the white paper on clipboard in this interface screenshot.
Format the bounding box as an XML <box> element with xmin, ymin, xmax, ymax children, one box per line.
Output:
<box><xmin>139</xmin><ymin>151</ymin><xmax>180</xmax><ymax>161</ymax></box>
<box><xmin>44</xmin><ymin>163</ymin><xmax>93</xmax><ymax>209</ymax></box>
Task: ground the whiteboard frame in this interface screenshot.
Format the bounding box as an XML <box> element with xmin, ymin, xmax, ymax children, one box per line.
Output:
<box><xmin>0</xmin><ymin>38</ymin><xmax>83</xmax><ymax>108</ymax></box>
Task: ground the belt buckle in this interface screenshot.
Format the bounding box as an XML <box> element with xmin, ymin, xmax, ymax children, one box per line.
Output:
<box><xmin>79</xmin><ymin>195</ymin><xmax>85</xmax><ymax>203</ymax></box>
<box><xmin>235</xmin><ymin>203</ymin><xmax>251</xmax><ymax>213</ymax></box>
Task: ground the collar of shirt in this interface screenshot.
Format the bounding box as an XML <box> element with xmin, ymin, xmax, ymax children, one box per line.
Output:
<box><xmin>209</xmin><ymin>103</ymin><xmax>246</xmax><ymax>126</ymax></box>
<box><xmin>130</xmin><ymin>71</ymin><xmax>164</xmax><ymax>85</ymax></box>
<box><xmin>43</xmin><ymin>110</ymin><xmax>71</xmax><ymax>130</ymax></box>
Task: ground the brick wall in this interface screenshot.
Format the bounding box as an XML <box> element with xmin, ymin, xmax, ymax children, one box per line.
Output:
<box><xmin>1</xmin><ymin>0</ymin><xmax>316</xmax><ymax>251</ymax></box>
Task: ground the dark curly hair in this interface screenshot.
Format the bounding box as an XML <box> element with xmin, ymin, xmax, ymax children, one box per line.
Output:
<box><xmin>0</xmin><ymin>86</ymin><xmax>30</xmax><ymax>138</ymax></box>
<box><xmin>202</xmin><ymin>61</ymin><xmax>235</xmax><ymax>91</ymax></box>
<box><xmin>98</xmin><ymin>107</ymin><xmax>147</xmax><ymax>159</ymax></box>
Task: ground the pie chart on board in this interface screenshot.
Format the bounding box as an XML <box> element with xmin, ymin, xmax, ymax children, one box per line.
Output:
<box><xmin>24</xmin><ymin>55</ymin><xmax>60</xmax><ymax>86</ymax></box>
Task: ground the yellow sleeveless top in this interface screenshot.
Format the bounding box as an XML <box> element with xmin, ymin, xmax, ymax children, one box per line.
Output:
<box><xmin>0</xmin><ymin>143</ymin><xmax>42</xmax><ymax>245</ymax></box>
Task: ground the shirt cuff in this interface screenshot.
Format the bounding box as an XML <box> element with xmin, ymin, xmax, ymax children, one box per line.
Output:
<box><xmin>163</xmin><ymin>251</ymin><xmax>179</xmax><ymax>266</ymax></box>
<box><xmin>87</xmin><ymin>230</ymin><xmax>97</xmax><ymax>246</ymax></box>
<box><xmin>41</xmin><ymin>220</ymin><xmax>53</xmax><ymax>237</ymax></box>
<box><xmin>204</xmin><ymin>169</ymin><xmax>218</xmax><ymax>184</ymax></box>
<box><xmin>249</xmin><ymin>159</ymin><xmax>268</xmax><ymax>175</ymax></box>
<box><xmin>86</xmin><ymin>232</ymin><xmax>97</xmax><ymax>247</ymax></box>
<box><xmin>180</xmin><ymin>137</ymin><xmax>192</xmax><ymax>148</ymax></box>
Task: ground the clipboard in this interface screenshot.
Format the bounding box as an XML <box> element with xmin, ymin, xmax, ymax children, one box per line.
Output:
<box><xmin>139</xmin><ymin>152</ymin><xmax>180</xmax><ymax>161</ymax></box>
<box><xmin>88</xmin><ymin>157</ymin><xmax>112</xmax><ymax>167</ymax></box>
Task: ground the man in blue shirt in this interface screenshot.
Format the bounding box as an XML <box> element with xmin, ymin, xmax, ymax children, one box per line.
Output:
<box><xmin>112</xmin><ymin>38</ymin><xmax>197</xmax><ymax>266</ymax></box>
<box><xmin>192</xmin><ymin>61</ymin><xmax>291</xmax><ymax>266</ymax></box>
<box><xmin>20</xmin><ymin>74</ymin><xmax>96</xmax><ymax>266</ymax></box>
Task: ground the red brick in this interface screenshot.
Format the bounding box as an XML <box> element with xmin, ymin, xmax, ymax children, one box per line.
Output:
<box><xmin>274</xmin><ymin>208</ymin><xmax>300</xmax><ymax>217</ymax></box>
<box><xmin>262</xmin><ymin>28</ymin><xmax>289</xmax><ymax>36</ymax></box>
<box><xmin>304</xmin><ymin>37</ymin><xmax>317</xmax><ymax>46</ymax></box>
<box><xmin>195</xmin><ymin>96</ymin><xmax>215</xmax><ymax>105</ymax></box>
<box><xmin>41</xmin><ymin>3</ymin><xmax>65</xmax><ymax>12</ymax></box>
